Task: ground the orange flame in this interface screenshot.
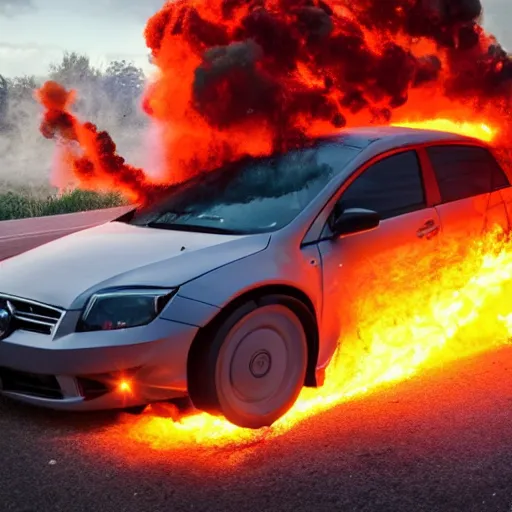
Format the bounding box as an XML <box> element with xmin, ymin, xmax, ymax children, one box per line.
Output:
<box><xmin>34</xmin><ymin>0</ymin><xmax>512</xmax><ymax>200</ymax></box>
<box><xmin>128</xmin><ymin>226</ymin><xmax>512</xmax><ymax>451</ymax></box>
<box><xmin>392</xmin><ymin>119</ymin><xmax>498</xmax><ymax>142</ymax></box>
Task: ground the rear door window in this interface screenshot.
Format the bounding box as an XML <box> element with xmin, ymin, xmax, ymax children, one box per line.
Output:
<box><xmin>338</xmin><ymin>150</ymin><xmax>426</xmax><ymax>220</ymax></box>
<box><xmin>426</xmin><ymin>145</ymin><xmax>510</xmax><ymax>204</ymax></box>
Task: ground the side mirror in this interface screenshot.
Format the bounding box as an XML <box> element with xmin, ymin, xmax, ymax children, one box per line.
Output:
<box><xmin>330</xmin><ymin>208</ymin><xmax>380</xmax><ymax>238</ymax></box>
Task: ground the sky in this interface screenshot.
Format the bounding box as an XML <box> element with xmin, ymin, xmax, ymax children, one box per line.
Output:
<box><xmin>0</xmin><ymin>0</ymin><xmax>164</xmax><ymax>77</ymax></box>
<box><xmin>0</xmin><ymin>0</ymin><xmax>511</xmax><ymax>78</ymax></box>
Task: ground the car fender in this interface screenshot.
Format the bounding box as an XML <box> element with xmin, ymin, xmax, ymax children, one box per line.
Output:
<box><xmin>159</xmin><ymin>294</ymin><xmax>222</xmax><ymax>327</ymax></box>
<box><xmin>170</xmin><ymin>241</ymin><xmax>324</xmax><ymax>328</ymax></box>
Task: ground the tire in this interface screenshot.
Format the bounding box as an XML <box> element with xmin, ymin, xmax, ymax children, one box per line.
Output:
<box><xmin>188</xmin><ymin>294</ymin><xmax>310</xmax><ymax>429</ymax></box>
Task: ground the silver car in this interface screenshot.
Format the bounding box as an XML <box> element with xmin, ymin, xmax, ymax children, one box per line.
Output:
<box><xmin>0</xmin><ymin>126</ymin><xmax>511</xmax><ymax>429</ymax></box>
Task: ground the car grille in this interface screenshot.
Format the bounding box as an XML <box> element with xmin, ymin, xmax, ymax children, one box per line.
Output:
<box><xmin>0</xmin><ymin>367</ymin><xmax>63</xmax><ymax>399</ymax></box>
<box><xmin>0</xmin><ymin>294</ymin><xmax>64</xmax><ymax>335</ymax></box>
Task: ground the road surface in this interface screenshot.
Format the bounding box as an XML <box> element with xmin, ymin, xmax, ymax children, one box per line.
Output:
<box><xmin>1</xmin><ymin>344</ymin><xmax>511</xmax><ymax>512</ymax></box>
<box><xmin>0</xmin><ymin>207</ymin><xmax>130</xmax><ymax>261</ymax></box>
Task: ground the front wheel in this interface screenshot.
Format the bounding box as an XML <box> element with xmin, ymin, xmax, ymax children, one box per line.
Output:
<box><xmin>188</xmin><ymin>295</ymin><xmax>309</xmax><ymax>429</ymax></box>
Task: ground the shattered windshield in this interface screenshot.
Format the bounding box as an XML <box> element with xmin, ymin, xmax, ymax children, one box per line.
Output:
<box><xmin>126</xmin><ymin>142</ymin><xmax>361</xmax><ymax>235</ymax></box>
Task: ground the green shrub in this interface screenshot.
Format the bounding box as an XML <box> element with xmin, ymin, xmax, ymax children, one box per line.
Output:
<box><xmin>0</xmin><ymin>189</ymin><xmax>127</xmax><ymax>221</ymax></box>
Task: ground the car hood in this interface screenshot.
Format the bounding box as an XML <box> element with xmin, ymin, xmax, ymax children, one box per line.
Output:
<box><xmin>0</xmin><ymin>221</ymin><xmax>270</xmax><ymax>309</ymax></box>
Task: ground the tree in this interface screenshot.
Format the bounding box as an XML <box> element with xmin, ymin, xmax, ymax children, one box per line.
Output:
<box><xmin>5</xmin><ymin>75</ymin><xmax>39</xmax><ymax>102</ymax></box>
<box><xmin>47</xmin><ymin>52</ymin><xmax>105</xmax><ymax>117</ymax></box>
<box><xmin>48</xmin><ymin>51</ymin><xmax>101</xmax><ymax>87</ymax></box>
<box><xmin>101</xmin><ymin>60</ymin><xmax>146</xmax><ymax>118</ymax></box>
<box><xmin>0</xmin><ymin>51</ymin><xmax>148</xmax><ymax>135</ymax></box>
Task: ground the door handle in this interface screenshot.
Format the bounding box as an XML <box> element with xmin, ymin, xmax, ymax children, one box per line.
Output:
<box><xmin>417</xmin><ymin>219</ymin><xmax>439</xmax><ymax>239</ymax></box>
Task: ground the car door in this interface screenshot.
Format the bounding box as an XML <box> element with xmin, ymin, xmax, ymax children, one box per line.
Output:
<box><xmin>315</xmin><ymin>149</ymin><xmax>442</xmax><ymax>369</ymax></box>
<box><xmin>423</xmin><ymin>144</ymin><xmax>511</xmax><ymax>259</ymax></box>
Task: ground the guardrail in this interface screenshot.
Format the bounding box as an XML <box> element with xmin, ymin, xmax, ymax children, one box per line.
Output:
<box><xmin>0</xmin><ymin>206</ymin><xmax>132</xmax><ymax>261</ymax></box>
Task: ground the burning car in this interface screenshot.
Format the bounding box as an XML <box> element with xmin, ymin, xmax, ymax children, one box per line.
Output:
<box><xmin>1</xmin><ymin>125</ymin><xmax>512</xmax><ymax>429</ymax></box>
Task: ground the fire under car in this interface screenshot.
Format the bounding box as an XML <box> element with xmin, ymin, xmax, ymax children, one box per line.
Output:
<box><xmin>0</xmin><ymin>125</ymin><xmax>511</xmax><ymax>429</ymax></box>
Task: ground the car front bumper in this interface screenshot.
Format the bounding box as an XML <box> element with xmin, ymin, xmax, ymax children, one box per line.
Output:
<box><xmin>0</xmin><ymin>317</ymin><xmax>200</xmax><ymax>411</ymax></box>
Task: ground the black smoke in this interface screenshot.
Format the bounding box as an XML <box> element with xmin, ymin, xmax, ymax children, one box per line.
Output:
<box><xmin>146</xmin><ymin>0</ymin><xmax>511</xmax><ymax>151</ymax></box>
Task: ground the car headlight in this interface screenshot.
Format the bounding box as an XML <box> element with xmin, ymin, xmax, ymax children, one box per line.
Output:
<box><xmin>77</xmin><ymin>288</ymin><xmax>177</xmax><ymax>332</ymax></box>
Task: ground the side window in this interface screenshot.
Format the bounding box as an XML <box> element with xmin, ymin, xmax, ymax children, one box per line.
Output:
<box><xmin>337</xmin><ymin>150</ymin><xmax>426</xmax><ymax>220</ymax></box>
<box><xmin>426</xmin><ymin>145</ymin><xmax>510</xmax><ymax>204</ymax></box>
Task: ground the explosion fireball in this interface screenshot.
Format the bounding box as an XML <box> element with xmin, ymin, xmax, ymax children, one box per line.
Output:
<box><xmin>33</xmin><ymin>0</ymin><xmax>512</xmax><ymax>450</ymax></box>
<box><xmin>36</xmin><ymin>0</ymin><xmax>512</xmax><ymax>199</ymax></box>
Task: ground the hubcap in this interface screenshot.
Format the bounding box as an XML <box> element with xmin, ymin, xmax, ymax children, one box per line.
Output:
<box><xmin>229</xmin><ymin>327</ymin><xmax>286</xmax><ymax>403</ymax></box>
<box><xmin>249</xmin><ymin>350</ymin><xmax>272</xmax><ymax>378</ymax></box>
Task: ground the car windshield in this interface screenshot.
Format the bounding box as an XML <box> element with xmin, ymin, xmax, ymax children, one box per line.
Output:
<box><xmin>126</xmin><ymin>141</ymin><xmax>362</xmax><ymax>235</ymax></box>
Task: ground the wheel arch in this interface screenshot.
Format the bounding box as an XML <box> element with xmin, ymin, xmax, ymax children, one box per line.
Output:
<box><xmin>186</xmin><ymin>283</ymin><xmax>320</xmax><ymax>389</ymax></box>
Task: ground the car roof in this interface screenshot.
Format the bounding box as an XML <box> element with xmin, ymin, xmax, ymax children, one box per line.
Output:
<box><xmin>317</xmin><ymin>125</ymin><xmax>487</xmax><ymax>153</ymax></box>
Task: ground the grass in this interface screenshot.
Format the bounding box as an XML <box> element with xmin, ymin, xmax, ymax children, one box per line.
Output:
<box><xmin>0</xmin><ymin>189</ymin><xmax>127</xmax><ymax>221</ymax></box>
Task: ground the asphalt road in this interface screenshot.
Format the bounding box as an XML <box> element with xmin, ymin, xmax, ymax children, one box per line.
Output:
<box><xmin>1</xmin><ymin>345</ymin><xmax>511</xmax><ymax>512</ymax></box>
<box><xmin>0</xmin><ymin>207</ymin><xmax>129</xmax><ymax>261</ymax></box>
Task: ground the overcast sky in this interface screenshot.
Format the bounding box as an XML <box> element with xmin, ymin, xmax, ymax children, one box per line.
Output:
<box><xmin>0</xmin><ymin>0</ymin><xmax>510</xmax><ymax>78</ymax></box>
<box><xmin>0</xmin><ymin>0</ymin><xmax>164</xmax><ymax>77</ymax></box>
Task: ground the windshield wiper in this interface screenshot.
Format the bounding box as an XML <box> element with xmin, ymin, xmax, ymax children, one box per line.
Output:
<box><xmin>145</xmin><ymin>222</ymin><xmax>247</xmax><ymax>235</ymax></box>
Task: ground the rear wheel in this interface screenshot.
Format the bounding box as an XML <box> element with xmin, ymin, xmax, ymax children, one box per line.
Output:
<box><xmin>188</xmin><ymin>295</ymin><xmax>309</xmax><ymax>429</ymax></box>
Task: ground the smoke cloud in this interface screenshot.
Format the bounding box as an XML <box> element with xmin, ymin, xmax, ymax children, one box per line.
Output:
<box><xmin>4</xmin><ymin>0</ymin><xmax>512</xmax><ymax>203</ymax></box>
